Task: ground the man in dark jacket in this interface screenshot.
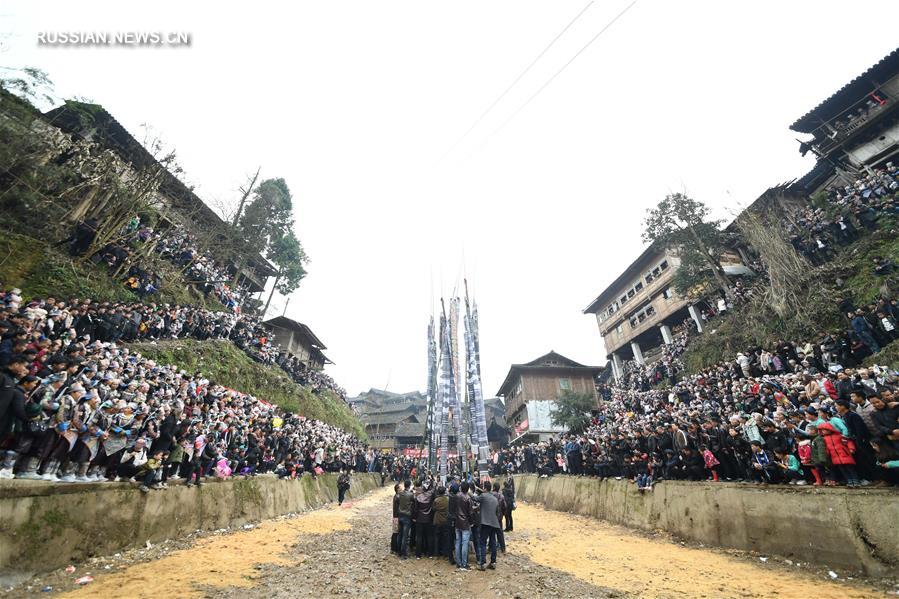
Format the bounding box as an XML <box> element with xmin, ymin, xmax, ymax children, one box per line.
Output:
<box><xmin>502</xmin><ymin>478</ymin><xmax>515</xmax><ymax>532</ymax></box>
<box><xmin>337</xmin><ymin>468</ymin><xmax>351</xmax><ymax>506</ymax></box>
<box><xmin>835</xmin><ymin>371</ymin><xmax>856</xmax><ymax>401</ymax></box>
<box><xmin>0</xmin><ymin>355</ymin><xmax>30</xmax><ymax>478</ymax></box>
<box><xmin>413</xmin><ymin>481</ymin><xmax>435</xmax><ymax>557</ymax></box>
<box><xmin>850</xmin><ymin>310</ymin><xmax>880</xmax><ymax>354</ymax></box>
<box><xmin>453</xmin><ymin>482</ymin><xmax>474</xmax><ymax>570</ymax></box>
<box><xmin>836</xmin><ymin>400</ymin><xmax>875</xmax><ymax>482</ymax></box>
<box><xmin>748</xmin><ymin>441</ymin><xmax>777</xmax><ymax>483</ymax></box>
<box><xmin>432</xmin><ymin>486</ymin><xmax>452</xmax><ymax>562</ymax></box>
<box><xmin>476</xmin><ymin>482</ymin><xmax>504</xmax><ymax>570</ymax></box>
<box><xmin>396</xmin><ymin>479</ymin><xmax>414</xmax><ymax>559</ymax></box>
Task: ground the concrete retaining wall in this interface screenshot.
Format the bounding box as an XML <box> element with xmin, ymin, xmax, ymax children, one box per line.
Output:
<box><xmin>0</xmin><ymin>473</ymin><xmax>381</xmax><ymax>579</ymax></box>
<box><xmin>512</xmin><ymin>475</ymin><xmax>899</xmax><ymax>577</ymax></box>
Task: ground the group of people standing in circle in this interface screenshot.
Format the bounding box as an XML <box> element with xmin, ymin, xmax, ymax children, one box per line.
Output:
<box><xmin>391</xmin><ymin>473</ymin><xmax>515</xmax><ymax>571</ymax></box>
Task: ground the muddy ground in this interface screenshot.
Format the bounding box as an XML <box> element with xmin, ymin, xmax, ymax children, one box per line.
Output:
<box><xmin>5</xmin><ymin>486</ymin><xmax>894</xmax><ymax>598</ymax></box>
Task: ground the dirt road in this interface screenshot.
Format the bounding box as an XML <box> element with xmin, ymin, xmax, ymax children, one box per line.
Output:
<box><xmin>22</xmin><ymin>485</ymin><xmax>886</xmax><ymax>598</ymax></box>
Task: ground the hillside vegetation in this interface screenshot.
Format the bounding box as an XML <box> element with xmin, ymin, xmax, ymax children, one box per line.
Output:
<box><xmin>0</xmin><ymin>230</ymin><xmax>225</xmax><ymax>309</ymax></box>
<box><xmin>127</xmin><ymin>339</ymin><xmax>366</xmax><ymax>439</ymax></box>
<box><xmin>682</xmin><ymin>216</ymin><xmax>899</xmax><ymax>372</ymax></box>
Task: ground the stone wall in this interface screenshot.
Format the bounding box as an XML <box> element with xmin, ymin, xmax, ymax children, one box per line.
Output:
<box><xmin>512</xmin><ymin>475</ymin><xmax>899</xmax><ymax>577</ymax></box>
<box><xmin>0</xmin><ymin>473</ymin><xmax>382</xmax><ymax>580</ymax></box>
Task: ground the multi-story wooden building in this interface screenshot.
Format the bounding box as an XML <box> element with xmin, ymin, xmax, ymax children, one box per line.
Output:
<box><xmin>582</xmin><ymin>243</ymin><xmax>754</xmax><ymax>381</ymax></box>
<box><xmin>496</xmin><ymin>351</ymin><xmax>603</xmax><ymax>444</ymax></box>
<box><xmin>583</xmin><ymin>246</ymin><xmax>701</xmax><ymax>380</ymax></box>
<box><xmin>790</xmin><ymin>48</ymin><xmax>899</xmax><ymax>179</ymax></box>
<box><xmin>262</xmin><ymin>316</ymin><xmax>331</xmax><ymax>371</ymax></box>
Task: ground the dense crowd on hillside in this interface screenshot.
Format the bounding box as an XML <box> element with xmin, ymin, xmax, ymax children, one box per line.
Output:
<box><xmin>497</xmin><ymin>167</ymin><xmax>899</xmax><ymax>489</ymax></box>
<box><xmin>62</xmin><ymin>217</ymin><xmax>248</xmax><ymax>310</ymax></box>
<box><xmin>56</xmin><ymin>211</ymin><xmax>351</xmax><ymax>401</ymax></box>
<box><xmin>0</xmin><ymin>289</ymin><xmax>359</xmax><ymax>487</ymax></box>
<box><xmin>788</xmin><ymin>163</ymin><xmax>898</xmax><ymax>265</ymax></box>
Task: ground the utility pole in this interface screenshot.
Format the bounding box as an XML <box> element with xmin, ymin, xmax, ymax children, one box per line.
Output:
<box><xmin>262</xmin><ymin>273</ymin><xmax>281</xmax><ymax>319</ymax></box>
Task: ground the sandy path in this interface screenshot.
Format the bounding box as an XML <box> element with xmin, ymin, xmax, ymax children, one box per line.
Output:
<box><xmin>21</xmin><ymin>485</ymin><xmax>886</xmax><ymax>599</ymax></box>
<box><xmin>511</xmin><ymin>500</ymin><xmax>886</xmax><ymax>598</ymax></box>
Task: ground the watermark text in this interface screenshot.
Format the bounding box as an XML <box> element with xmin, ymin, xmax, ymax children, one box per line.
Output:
<box><xmin>37</xmin><ymin>32</ymin><xmax>192</xmax><ymax>47</ymax></box>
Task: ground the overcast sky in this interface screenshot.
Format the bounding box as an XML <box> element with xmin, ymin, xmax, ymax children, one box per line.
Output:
<box><xmin>2</xmin><ymin>1</ymin><xmax>897</xmax><ymax>398</ymax></box>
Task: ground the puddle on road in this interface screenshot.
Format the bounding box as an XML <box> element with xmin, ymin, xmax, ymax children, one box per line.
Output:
<box><xmin>58</xmin><ymin>488</ymin><xmax>392</xmax><ymax>599</ymax></box>
<box><xmin>510</xmin><ymin>500</ymin><xmax>885</xmax><ymax>598</ymax></box>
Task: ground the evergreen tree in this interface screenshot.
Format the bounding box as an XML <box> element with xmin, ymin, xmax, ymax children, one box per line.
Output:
<box><xmin>262</xmin><ymin>230</ymin><xmax>308</xmax><ymax>315</ymax></box>
<box><xmin>642</xmin><ymin>193</ymin><xmax>734</xmax><ymax>300</ymax></box>
<box><xmin>550</xmin><ymin>390</ymin><xmax>595</xmax><ymax>433</ymax></box>
<box><xmin>238</xmin><ymin>177</ymin><xmax>294</xmax><ymax>254</ymax></box>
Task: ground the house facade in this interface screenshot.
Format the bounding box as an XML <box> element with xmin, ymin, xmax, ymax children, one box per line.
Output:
<box><xmin>791</xmin><ymin>48</ymin><xmax>899</xmax><ymax>176</ymax></box>
<box><xmin>496</xmin><ymin>351</ymin><xmax>603</xmax><ymax>444</ymax></box>
<box><xmin>262</xmin><ymin>316</ymin><xmax>331</xmax><ymax>371</ymax></box>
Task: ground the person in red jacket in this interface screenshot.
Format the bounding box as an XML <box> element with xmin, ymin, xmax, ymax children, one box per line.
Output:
<box><xmin>818</xmin><ymin>422</ymin><xmax>860</xmax><ymax>486</ymax></box>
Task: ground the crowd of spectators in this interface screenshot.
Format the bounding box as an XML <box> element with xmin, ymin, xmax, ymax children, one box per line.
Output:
<box><xmin>495</xmin><ymin>168</ymin><xmax>899</xmax><ymax>491</ymax></box>
<box><xmin>495</xmin><ymin>354</ymin><xmax>899</xmax><ymax>489</ymax></box>
<box><xmin>788</xmin><ymin>162</ymin><xmax>898</xmax><ymax>266</ymax></box>
<box><xmin>55</xmin><ymin>214</ymin><xmax>352</xmax><ymax>400</ymax></box>
<box><xmin>613</xmin><ymin>318</ymin><xmax>692</xmax><ymax>391</ymax></box>
<box><xmin>0</xmin><ymin>288</ymin><xmax>359</xmax><ymax>489</ymax></box>
<box><xmin>614</xmin><ymin>280</ymin><xmax>764</xmax><ymax>392</ymax></box>
<box><xmin>61</xmin><ymin>216</ymin><xmax>251</xmax><ymax>310</ymax></box>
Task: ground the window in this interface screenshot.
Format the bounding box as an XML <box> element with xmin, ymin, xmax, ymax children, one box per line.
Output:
<box><xmin>559</xmin><ymin>378</ymin><xmax>571</xmax><ymax>391</ymax></box>
<box><xmin>615</xmin><ymin>324</ymin><xmax>623</xmax><ymax>334</ymax></box>
<box><xmin>628</xmin><ymin>303</ymin><xmax>656</xmax><ymax>329</ymax></box>
<box><xmin>634</xmin><ymin>281</ymin><xmax>643</xmax><ymax>292</ymax></box>
<box><xmin>662</xmin><ymin>287</ymin><xmax>673</xmax><ymax>300</ymax></box>
<box><xmin>659</xmin><ymin>260</ymin><xmax>669</xmax><ymax>271</ymax></box>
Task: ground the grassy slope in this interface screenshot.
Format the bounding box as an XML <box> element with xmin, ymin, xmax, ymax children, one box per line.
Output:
<box><xmin>0</xmin><ymin>230</ymin><xmax>226</xmax><ymax>309</ymax></box>
<box><xmin>864</xmin><ymin>342</ymin><xmax>899</xmax><ymax>370</ymax></box>
<box><xmin>127</xmin><ymin>339</ymin><xmax>366</xmax><ymax>440</ymax></box>
<box><xmin>682</xmin><ymin>215</ymin><xmax>899</xmax><ymax>373</ymax></box>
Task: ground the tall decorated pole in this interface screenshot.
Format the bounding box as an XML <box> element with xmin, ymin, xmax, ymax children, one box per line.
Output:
<box><xmin>449</xmin><ymin>297</ymin><xmax>462</xmax><ymax>404</ymax></box>
<box><xmin>448</xmin><ymin>296</ymin><xmax>467</xmax><ymax>472</ymax></box>
<box><xmin>464</xmin><ymin>296</ymin><xmax>479</xmax><ymax>475</ymax></box>
<box><xmin>465</xmin><ymin>280</ymin><xmax>490</xmax><ymax>477</ymax></box>
<box><xmin>425</xmin><ymin>315</ymin><xmax>439</xmax><ymax>471</ymax></box>
<box><xmin>437</xmin><ymin>301</ymin><xmax>452</xmax><ymax>483</ymax></box>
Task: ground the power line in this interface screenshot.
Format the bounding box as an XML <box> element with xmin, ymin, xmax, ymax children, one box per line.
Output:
<box><xmin>437</xmin><ymin>0</ymin><xmax>595</xmax><ymax>164</ymax></box>
<box><xmin>489</xmin><ymin>0</ymin><xmax>638</xmax><ymax>140</ymax></box>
